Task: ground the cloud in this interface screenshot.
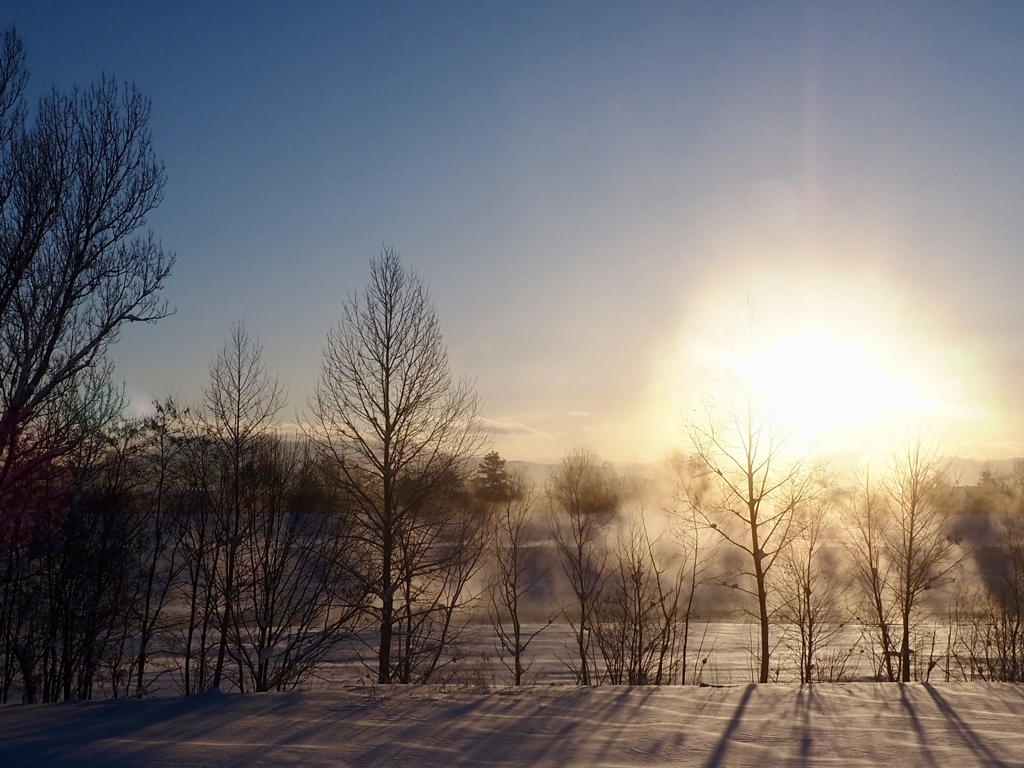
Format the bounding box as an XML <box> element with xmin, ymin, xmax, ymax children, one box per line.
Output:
<box><xmin>480</xmin><ymin>417</ymin><xmax>543</xmax><ymax>436</ymax></box>
<box><xmin>568</xmin><ymin>411</ymin><xmax>592</xmax><ymax>418</ymax></box>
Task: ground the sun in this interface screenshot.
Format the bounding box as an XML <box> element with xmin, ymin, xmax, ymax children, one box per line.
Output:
<box><xmin>733</xmin><ymin>329</ymin><xmax>934</xmax><ymax>453</ymax></box>
<box><xmin>641</xmin><ymin>265</ymin><xmax>992</xmax><ymax>461</ymax></box>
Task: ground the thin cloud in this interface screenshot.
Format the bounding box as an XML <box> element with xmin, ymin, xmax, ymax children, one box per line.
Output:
<box><xmin>480</xmin><ymin>417</ymin><xmax>543</xmax><ymax>436</ymax></box>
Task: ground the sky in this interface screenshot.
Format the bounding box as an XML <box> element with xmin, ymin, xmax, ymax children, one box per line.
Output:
<box><xmin>7</xmin><ymin>1</ymin><xmax>1024</xmax><ymax>463</ymax></box>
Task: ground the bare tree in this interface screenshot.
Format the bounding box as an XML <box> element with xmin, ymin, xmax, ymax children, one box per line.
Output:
<box><xmin>957</xmin><ymin>466</ymin><xmax>1024</xmax><ymax>681</ymax></box>
<box><xmin>307</xmin><ymin>248</ymin><xmax>486</xmax><ymax>684</ymax></box>
<box><xmin>684</xmin><ymin>373</ymin><xmax>816</xmax><ymax>683</ymax></box>
<box><xmin>199</xmin><ymin>323</ymin><xmax>285</xmax><ymax>691</ymax></box>
<box><xmin>172</xmin><ymin>429</ymin><xmax>222</xmax><ymax>695</ymax></box>
<box><xmin>843</xmin><ymin>468</ymin><xmax>900</xmax><ymax>681</ymax></box>
<box><xmin>129</xmin><ymin>398</ymin><xmax>187</xmax><ymax>698</ymax></box>
<box><xmin>8</xmin><ymin>386</ymin><xmax>149</xmax><ymax>703</ymax></box>
<box><xmin>845</xmin><ymin>444</ymin><xmax>964</xmax><ymax>682</ymax></box>
<box><xmin>774</xmin><ymin>490</ymin><xmax>851</xmax><ymax>683</ymax></box>
<box><xmin>548</xmin><ymin>448</ymin><xmax>618</xmax><ymax>685</ymax></box>
<box><xmin>0</xmin><ymin>28</ymin><xmax>173</xmax><ymax>516</ymax></box>
<box><xmin>228</xmin><ymin>438</ymin><xmax>364</xmax><ymax>692</ymax></box>
<box><xmin>670</xmin><ymin>452</ymin><xmax>725</xmax><ymax>684</ymax></box>
<box><xmin>592</xmin><ymin>506</ymin><xmax>690</xmax><ymax>685</ymax></box>
<box><xmin>486</xmin><ymin>471</ymin><xmax>550</xmax><ymax>685</ymax></box>
<box><xmin>883</xmin><ymin>443</ymin><xmax>963</xmax><ymax>681</ymax></box>
<box><xmin>169</xmin><ymin>324</ymin><xmax>286</xmax><ymax>693</ymax></box>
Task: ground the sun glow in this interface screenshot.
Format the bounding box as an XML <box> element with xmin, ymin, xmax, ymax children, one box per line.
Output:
<box><xmin>718</xmin><ymin>329</ymin><xmax>939</xmax><ymax>454</ymax></box>
<box><xmin>642</xmin><ymin>264</ymin><xmax>995</xmax><ymax>461</ymax></box>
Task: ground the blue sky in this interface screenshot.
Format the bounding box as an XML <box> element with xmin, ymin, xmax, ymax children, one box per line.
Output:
<box><xmin>8</xmin><ymin>2</ymin><xmax>1024</xmax><ymax>461</ymax></box>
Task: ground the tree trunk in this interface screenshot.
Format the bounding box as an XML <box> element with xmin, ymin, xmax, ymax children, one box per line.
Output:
<box><xmin>755</xmin><ymin>565</ymin><xmax>770</xmax><ymax>684</ymax></box>
<box><xmin>379</xmin><ymin>583</ymin><xmax>393</xmax><ymax>684</ymax></box>
<box><xmin>901</xmin><ymin>603</ymin><xmax>912</xmax><ymax>682</ymax></box>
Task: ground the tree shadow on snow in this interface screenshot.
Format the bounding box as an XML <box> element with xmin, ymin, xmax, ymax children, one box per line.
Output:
<box><xmin>791</xmin><ymin>684</ymin><xmax>817</xmax><ymax>768</ymax></box>
<box><xmin>344</xmin><ymin>686</ymin><xmax>677</xmax><ymax>768</ymax></box>
<box><xmin>701</xmin><ymin>683</ymin><xmax>755</xmax><ymax>768</ymax></box>
<box><xmin>0</xmin><ymin>690</ymin><xmax>243</xmax><ymax>765</ymax></box>
<box><xmin>922</xmin><ymin>684</ymin><xmax>1011</xmax><ymax>768</ymax></box>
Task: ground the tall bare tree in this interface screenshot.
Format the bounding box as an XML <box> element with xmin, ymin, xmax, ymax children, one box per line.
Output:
<box><xmin>129</xmin><ymin>398</ymin><xmax>187</xmax><ymax>698</ymax></box>
<box><xmin>199</xmin><ymin>323</ymin><xmax>285</xmax><ymax>690</ymax></box>
<box><xmin>774</xmin><ymin>490</ymin><xmax>850</xmax><ymax>683</ymax></box>
<box><xmin>684</xmin><ymin>324</ymin><xmax>816</xmax><ymax>683</ymax></box>
<box><xmin>884</xmin><ymin>442</ymin><xmax>963</xmax><ymax>682</ymax></box>
<box><xmin>846</xmin><ymin>444</ymin><xmax>964</xmax><ymax>681</ymax></box>
<box><xmin>670</xmin><ymin>453</ymin><xmax>723</xmax><ymax>684</ymax></box>
<box><xmin>486</xmin><ymin>471</ymin><xmax>550</xmax><ymax>685</ymax></box>
<box><xmin>307</xmin><ymin>248</ymin><xmax>486</xmax><ymax>684</ymax></box>
<box><xmin>0</xmin><ymin>28</ymin><xmax>173</xmax><ymax>516</ymax></box>
<box><xmin>548</xmin><ymin>448</ymin><xmax>619</xmax><ymax>685</ymax></box>
<box><xmin>843</xmin><ymin>468</ymin><xmax>900</xmax><ymax>681</ymax></box>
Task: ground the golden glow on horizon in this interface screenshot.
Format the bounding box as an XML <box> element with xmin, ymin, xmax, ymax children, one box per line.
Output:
<box><xmin>640</xmin><ymin>262</ymin><xmax>998</xmax><ymax>461</ymax></box>
<box><xmin>715</xmin><ymin>330</ymin><xmax>939</xmax><ymax>454</ymax></box>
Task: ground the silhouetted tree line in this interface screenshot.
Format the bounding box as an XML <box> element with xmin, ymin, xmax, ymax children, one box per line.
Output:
<box><xmin>0</xmin><ymin>307</ymin><xmax>492</xmax><ymax>702</ymax></box>
<box><xmin>0</xmin><ymin>29</ymin><xmax>490</xmax><ymax>701</ymax></box>
<box><xmin>527</xmin><ymin>441</ymin><xmax>1024</xmax><ymax>687</ymax></box>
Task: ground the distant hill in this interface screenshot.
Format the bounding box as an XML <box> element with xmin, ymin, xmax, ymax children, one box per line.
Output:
<box><xmin>816</xmin><ymin>451</ymin><xmax>1021</xmax><ymax>486</ymax></box>
<box><xmin>949</xmin><ymin>457</ymin><xmax>1020</xmax><ymax>485</ymax></box>
<box><xmin>496</xmin><ymin>454</ymin><xmax>1024</xmax><ymax>487</ymax></box>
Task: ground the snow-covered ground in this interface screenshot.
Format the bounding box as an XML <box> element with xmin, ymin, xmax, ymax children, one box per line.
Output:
<box><xmin>3</xmin><ymin>621</ymin><xmax>1017</xmax><ymax>766</ymax></box>
<box><xmin>320</xmin><ymin>621</ymin><xmax>946</xmax><ymax>689</ymax></box>
<box><xmin>3</xmin><ymin>682</ymin><xmax>1024</xmax><ymax>766</ymax></box>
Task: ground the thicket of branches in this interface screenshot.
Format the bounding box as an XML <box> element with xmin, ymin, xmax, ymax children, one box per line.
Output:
<box><xmin>0</xmin><ymin>352</ymin><xmax>369</xmax><ymax>703</ymax></box>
